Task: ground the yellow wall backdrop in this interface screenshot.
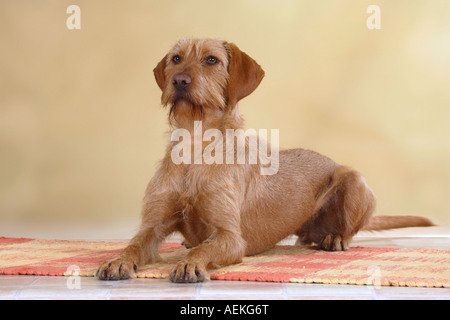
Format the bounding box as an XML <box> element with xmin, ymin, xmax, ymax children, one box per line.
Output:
<box><xmin>1</xmin><ymin>0</ymin><xmax>449</xmax><ymax>228</ymax></box>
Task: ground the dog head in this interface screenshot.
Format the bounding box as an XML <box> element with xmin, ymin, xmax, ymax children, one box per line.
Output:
<box><xmin>153</xmin><ymin>38</ymin><xmax>264</xmax><ymax>125</ymax></box>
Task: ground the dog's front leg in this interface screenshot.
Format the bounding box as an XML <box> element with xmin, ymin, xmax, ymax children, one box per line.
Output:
<box><xmin>97</xmin><ymin>228</ymin><xmax>159</xmax><ymax>280</ymax></box>
<box><xmin>170</xmin><ymin>196</ymin><xmax>245</xmax><ymax>283</ymax></box>
<box><xmin>97</xmin><ymin>187</ymin><xmax>178</xmax><ymax>280</ymax></box>
<box><xmin>170</xmin><ymin>229</ymin><xmax>245</xmax><ymax>283</ymax></box>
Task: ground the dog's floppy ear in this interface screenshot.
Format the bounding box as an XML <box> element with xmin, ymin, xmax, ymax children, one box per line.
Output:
<box><xmin>225</xmin><ymin>42</ymin><xmax>265</xmax><ymax>107</ymax></box>
<box><xmin>153</xmin><ymin>54</ymin><xmax>168</xmax><ymax>91</ymax></box>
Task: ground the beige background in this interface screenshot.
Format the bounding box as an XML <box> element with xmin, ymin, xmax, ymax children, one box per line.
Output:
<box><xmin>1</xmin><ymin>0</ymin><xmax>449</xmax><ymax>233</ymax></box>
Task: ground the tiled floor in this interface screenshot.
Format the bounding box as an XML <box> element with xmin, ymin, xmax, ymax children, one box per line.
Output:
<box><xmin>1</xmin><ymin>225</ymin><xmax>449</xmax><ymax>300</ymax></box>
<box><xmin>2</xmin><ymin>275</ymin><xmax>449</xmax><ymax>300</ymax></box>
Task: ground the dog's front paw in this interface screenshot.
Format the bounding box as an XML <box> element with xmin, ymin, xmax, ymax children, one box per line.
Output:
<box><xmin>96</xmin><ymin>258</ymin><xmax>137</xmax><ymax>280</ymax></box>
<box><xmin>318</xmin><ymin>234</ymin><xmax>349</xmax><ymax>251</ymax></box>
<box><xmin>169</xmin><ymin>260</ymin><xmax>207</xmax><ymax>283</ymax></box>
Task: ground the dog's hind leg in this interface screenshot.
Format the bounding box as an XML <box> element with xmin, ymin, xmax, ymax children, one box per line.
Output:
<box><xmin>295</xmin><ymin>166</ymin><xmax>376</xmax><ymax>251</ymax></box>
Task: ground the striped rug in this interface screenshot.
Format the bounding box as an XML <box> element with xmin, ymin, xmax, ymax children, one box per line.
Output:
<box><xmin>0</xmin><ymin>237</ymin><xmax>448</xmax><ymax>288</ymax></box>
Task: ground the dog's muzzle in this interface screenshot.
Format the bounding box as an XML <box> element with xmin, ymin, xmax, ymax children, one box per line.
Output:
<box><xmin>172</xmin><ymin>73</ymin><xmax>191</xmax><ymax>91</ymax></box>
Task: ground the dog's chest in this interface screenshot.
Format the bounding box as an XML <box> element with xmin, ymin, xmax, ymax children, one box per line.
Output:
<box><xmin>176</xmin><ymin>165</ymin><xmax>209</xmax><ymax>216</ymax></box>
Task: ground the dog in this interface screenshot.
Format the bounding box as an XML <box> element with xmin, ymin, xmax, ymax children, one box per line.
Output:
<box><xmin>97</xmin><ymin>38</ymin><xmax>433</xmax><ymax>282</ymax></box>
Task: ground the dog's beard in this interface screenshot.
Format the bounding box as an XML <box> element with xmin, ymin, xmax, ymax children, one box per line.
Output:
<box><xmin>169</xmin><ymin>95</ymin><xmax>204</xmax><ymax>126</ymax></box>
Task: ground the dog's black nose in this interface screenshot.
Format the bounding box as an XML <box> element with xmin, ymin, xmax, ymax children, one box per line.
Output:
<box><xmin>172</xmin><ymin>73</ymin><xmax>191</xmax><ymax>90</ymax></box>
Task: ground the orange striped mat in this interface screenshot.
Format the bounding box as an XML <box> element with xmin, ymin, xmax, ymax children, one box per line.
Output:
<box><xmin>0</xmin><ymin>237</ymin><xmax>448</xmax><ymax>288</ymax></box>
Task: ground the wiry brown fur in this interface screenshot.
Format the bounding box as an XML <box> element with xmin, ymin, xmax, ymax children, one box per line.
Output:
<box><xmin>97</xmin><ymin>38</ymin><xmax>434</xmax><ymax>283</ymax></box>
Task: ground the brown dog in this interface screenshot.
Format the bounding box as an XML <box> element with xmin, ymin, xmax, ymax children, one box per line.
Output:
<box><xmin>97</xmin><ymin>38</ymin><xmax>433</xmax><ymax>282</ymax></box>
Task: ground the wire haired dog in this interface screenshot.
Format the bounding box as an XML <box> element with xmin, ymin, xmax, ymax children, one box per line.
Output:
<box><xmin>97</xmin><ymin>38</ymin><xmax>433</xmax><ymax>282</ymax></box>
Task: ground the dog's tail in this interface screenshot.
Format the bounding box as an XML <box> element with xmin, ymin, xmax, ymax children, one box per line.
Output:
<box><xmin>362</xmin><ymin>215</ymin><xmax>435</xmax><ymax>231</ymax></box>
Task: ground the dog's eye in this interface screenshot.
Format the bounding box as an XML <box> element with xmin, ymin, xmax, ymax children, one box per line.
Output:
<box><xmin>205</xmin><ymin>56</ymin><xmax>219</xmax><ymax>65</ymax></box>
<box><xmin>172</xmin><ymin>55</ymin><xmax>182</xmax><ymax>64</ymax></box>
